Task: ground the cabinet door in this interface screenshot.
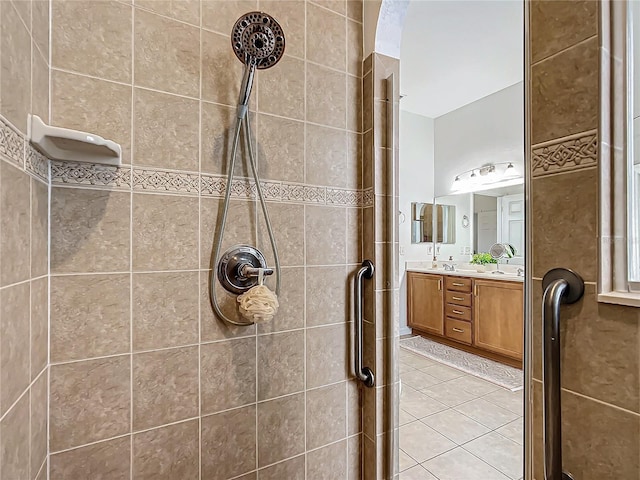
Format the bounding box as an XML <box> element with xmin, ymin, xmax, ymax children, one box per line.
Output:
<box><xmin>407</xmin><ymin>272</ymin><xmax>444</xmax><ymax>335</ymax></box>
<box><xmin>473</xmin><ymin>280</ymin><xmax>524</xmax><ymax>359</ymax></box>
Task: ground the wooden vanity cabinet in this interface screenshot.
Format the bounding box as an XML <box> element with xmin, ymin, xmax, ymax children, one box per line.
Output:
<box><xmin>407</xmin><ymin>272</ymin><xmax>444</xmax><ymax>335</ymax></box>
<box><xmin>473</xmin><ymin>279</ymin><xmax>524</xmax><ymax>360</ymax></box>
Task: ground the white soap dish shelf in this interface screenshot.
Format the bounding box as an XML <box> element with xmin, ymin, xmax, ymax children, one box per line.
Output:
<box><xmin>27</xmin><ymin>114</ymin><xmax>122</xmax><ymax>167</ymax></box>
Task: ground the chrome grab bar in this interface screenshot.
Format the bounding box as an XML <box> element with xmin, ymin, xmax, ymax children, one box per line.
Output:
<box><xmin>541</xmin><ymin>268</ymin><xmax>584</xmax><ymax>480</ymax></box>
<box><xmin>354</xmin><ymin>260</ymin><xmax>375</xmax><ymax>388</ymax></box>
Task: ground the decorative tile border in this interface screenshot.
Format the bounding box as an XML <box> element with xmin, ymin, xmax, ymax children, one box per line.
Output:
<box><xmin>51</xmin><ymin>161</ymin><xmax>370</xmax><ymax>206</ymax></box>
<box><xmin>25</xmin><ymin>147</ymin><xmax>49</xmax><ymax>182</ymax></box>
<box><xmin>0</xmin><ymin>118</ymin><xmax>25</xmax><ymax>168</ymax></box>
<box><xmin>532</xmin><ymin>129</ymin><xmax>598</xmax><ymax>177</ymax></box>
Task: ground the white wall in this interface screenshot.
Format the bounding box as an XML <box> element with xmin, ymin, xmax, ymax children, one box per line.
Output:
<box><xmin>399</xmin><ymin>110</ymin><xmax>434</xmax><ymax>335</ymax></box>
<box><xmin>434</xmin><ymin>83</ymin><xmax>524</xmax><ymax>197</ymax></box>
<box><xmin>434</xmin><ymin>193</ymin><xmax>472</xmax><ymax>261</ymax></box>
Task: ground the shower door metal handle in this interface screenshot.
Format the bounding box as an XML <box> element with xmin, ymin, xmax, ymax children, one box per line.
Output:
<box><xmin>354</xmin><ymin>260</ymin><xmax>375</xmax><ymax>388</ymax></box>
<box><xmin>542</xmin><ymin>268</ymin><xmax>584</xmax><ymax>480</ymax></box>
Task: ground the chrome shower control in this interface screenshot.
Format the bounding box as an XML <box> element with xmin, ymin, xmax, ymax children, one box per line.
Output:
<box><xmin>217</xmin><ymin>245</ymin><xmax>271</xmax><ymax>295</ymax></box>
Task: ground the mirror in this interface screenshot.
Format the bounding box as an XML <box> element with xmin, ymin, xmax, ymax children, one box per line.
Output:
<box><xmin>411</xmin><ymin>202</ymin><xmax>457</xmax><ymax>244</ymax></box>
<box><xmin>630</xmin><ymin>1</ymin><xmax>640</xmax><ymax>285</ymax></box>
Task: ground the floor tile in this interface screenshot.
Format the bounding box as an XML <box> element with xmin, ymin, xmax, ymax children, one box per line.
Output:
<box><xmin>400</xmin><ymin>387</ymin><xmax>448</xmax><ymax>419</ymax></box>
<box><xmin>400</xmin><ymin>408</ymin><xmax>417</xmax><ymax>426</ymax></box>
<box><xmin>402</xmin><ymin>369</ymin><xmax>442</xmax><ymax>390</ymax></box>
<box><xmin>421</xmin><ymin>381</ymin><xmax>479</xmax><ymax>407</ymax></box>
<box><xmin>423</xmin><ymin>447</ymin><xmax>510</xmax><ymax>480</ymax></box>
<box><xmin>496</xmin><ymin>418</ymin><xmax>524</xmax><ymax>446</ymax></box>
<box><xmin>464</xmin><ymin>432</ymin><xmax>523</xmax><ymax>479</ymax></box>
<box><xmin>421</xmin><ymin>364</ymin><xmax>466</xmax><ymax>381</ymax></box>
<box><xmin>445</xmin><ymin>374</ymin><xmax>502</xmax><ymax>396</ymax></box>
<box><xmin>400</xmin><ymin>350</ymin><xmax>437</xmax><ymax>369</ymax></box>
<box><xmin>399</xmin><ymin>449</ymin><xmax>418</xmax><ymax>472</ymax></box>
<box><xmin>400</xmin><ymin>465</ymin><xmax>438</xmax><ymax>480</ymax></box>
<box><xmin>453</xmin><ymin>398</ymin><xmax>519</xmax><ymax>430</ymax></box>
<box><xmin>420</xmin><ymin>408</ymin><xmax>490</xmax><ymax>445</ymax></box>
<box><xmin>483</xmin><ymin>388</ymin><xmax>524</xmax><ymax>415</ymax></box>
<box><xmin>399</xmin><ymin>421</ymin><xmax>456</xmax><ymax>463</ymax></box>
<box><xmin>400</xmin><ymin>362</ymin><xmax>416</xmax><ymax>374</ymax></box>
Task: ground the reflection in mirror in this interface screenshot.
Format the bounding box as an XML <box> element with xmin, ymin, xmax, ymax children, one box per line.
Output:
<box><xmin>411</xmin><ymin>202</ymin><xmax>434</xmax><ymax>243</ymax></box>
<box><xmin>437</xmin><ymin>204</ymin><xmax>456</xmax><ymax>244</ymax></box>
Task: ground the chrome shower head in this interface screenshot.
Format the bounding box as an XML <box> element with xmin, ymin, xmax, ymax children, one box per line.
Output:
<box><xmin>231</xmin><ymin>12</ymin><xmax>286</xmax><ymax>69</ymax></box>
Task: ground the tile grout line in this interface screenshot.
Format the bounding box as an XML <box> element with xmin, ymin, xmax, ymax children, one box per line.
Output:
<box><xmin>129</xmin><ymin>3</ymin><xmax>135</xmax><ymax>477</ymax></box>
<box><xmin>198</xmin><ymin>1</ymin><xmax>203</xmax><ymax>478</ymax></box>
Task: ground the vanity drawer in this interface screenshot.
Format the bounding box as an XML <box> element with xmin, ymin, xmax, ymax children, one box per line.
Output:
<box><xmin>445</xmin><ymin>291</ymin><xmax>472</xmax><ymax>307</ymax></box>
<box><xmin>445</xmin><ymin>276</ymin><xmax>472</xmax><ymax>293</ymax></box>
<box><xmin>445</xmin><ymin>303</ymin><xmax>472</xmax><ymax>321</ymax></box>
<box><xmin>445</xmin><ymin>318</ymin><xmax>472</xmax><ymax>344</ymax></box>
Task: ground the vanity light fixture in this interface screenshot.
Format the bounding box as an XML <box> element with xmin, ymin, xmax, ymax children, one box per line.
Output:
<box><xmin>451</xmin><ymin>162</ymin><xmax>522</xmax><ymax>193</ymax></box>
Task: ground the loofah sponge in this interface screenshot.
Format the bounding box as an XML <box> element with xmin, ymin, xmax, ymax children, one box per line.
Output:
<box><xmin>237</xmin><ymin>284</ymin><xmax>279</xmax><ymax>323</ymax></box>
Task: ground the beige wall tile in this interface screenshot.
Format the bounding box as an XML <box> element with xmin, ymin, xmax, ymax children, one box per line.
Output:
<box><xmin>257</xmin><ymin>392</ymin><xmax>305</xmax><ymax>466</ymax></box>
<box><xmin>133</xmin><ymin>420</ymin><xmax>199</xmax><ymax>480</ymax></box>
<box><xmin>50</xmin><ymin>356</ymin><xmax>131</xmax><ymax>451</ymax></box>
<box><xmin>307</xmin><ymin>382</ymin><xmax>347</xmax><ymax>449</ymax></box>
<box><xmin>201</xmin><ymin>337</ymin><xmax>256</xmax><ymax>414</ymax></box>
<box><xmin>314</xmin><ymin>0</ymin><xmax>346</xmax><ymax>15</ymax></box>
<box><xmin>363</xmin><ymin>72</ymin><xmax>373</xmax><ymax>133</ymax></box>
<box><xmin>306</xmin><ymin>439</ymin><xmax>348</xmax><ymax>479</ymax></box>
<box><xmin>1</xmin><ymin>163</ymin><xmax>30</xmax><ymax>286</ymax></box>
<box><xmin>347</xmin><ymin>207</ymin><xmax>362</xmax><ymax>264</ymax></box>
<box><xmin>201</xmin><ymin>101</ymin><xmax>244</xmax><ymax>176</ymax></box>
<box><xmin>530</xmin><ymin>1</ymin><xmax>597</xmax><ymax>63</ymax></box>
<box><xmin>133</xmin><ymin>88</ymin><xmax>200</xmax><ymax>171</ymax></box>
<box><xmin>531</xmin><ymin>37</ymin><xmax>599</xmax><ymax>145</ymax></box>
<box><xmin>259</xmin><ymin>202</ymin><xmax>304</xmax><ymax>267</ymax></box>
<box><xmin>133</xmin><ymin>271</ymin><xmax>199</xmax><ymax>351</ymax></box>
<box><xmin>307</xmin><ymin>3</ymin><xmax>346</xmax><ymax>71</ymax></box>
<box><xmin>30</xmin><ymin>277</ymin><xmax>48</xmax><ymax>379</ymax></box>
<box><xmin>201</xmin><ymin>404</ymin><xmax>257</xmax><ymax>479</ymax></box>
<box><xmin>132</xmin><ymin>193</ymin><xmax>199</xmax><ymax>271</ymax></box>
<box><xmin>30</xmin><ymin>372</ymin><xmax>48</xmax><ymax>479</ymax></box>
<box><xmin>51</xmin><ymin>274</ymin><xmax>130</xmax><ymax>363</ymax></box>
<box><xmin>201</xmin><ymin>29</ymin><xmax>245</xmax><ymax>107</ymax></box>
<box><xmin>260</xmin><ymin>1</ymin><xmax>305</xmax><ymax>59</ymax></box>
<box><xmin>49</xmin><ymin>436</ymin><xmax>131</xmax><ymax>480</ymax></box>
<box><xmin>348</xmin><ymin>76</ymin><xmax>363</xmax><ymax>134</ymax></box>
<box><xmin>258</xmin><ymin>330</ymin><xmax>304</xmax><ymax>401</ymax></box>
<box><xmin>51</xmin><ymin>70</ymin><xmax>132</xmax><ymax>162</ymax></box>
<box><xmin>531</xmin><ymin>168</ymin><xmax>598</xmax><ymax>281</ymax></box>
<box><xmin>306</xmin><ymin>124</ymin><xmax>348</xmax><ymax>188</ymax></box>
<box><xmin>258</xmin><ymin>55</ymin><xmax>305</xmax><ymax>121</ymax></box>
<box><xmin>0</xmin><ymin>282</ymin><xmax>30</xmax><ymax>414</ymax></box>
<box><xmin>32</xmin><ymin>1</ymin><xmax>49</xmax><ymax>60</ymax></box>
<box><xmin>202</xmin><ymin>0</ymin><xmax>257</xmax><ymax>35</ymax></box>
<box><xmin>305</xmin><ymin>205</ymin><xmax>347</xmax><ymax>265</ymax></box>
<box><xmin>259</xmin><ymin>454</ymin><xmax>304</xmax><ymax>479</ymax></box>
<box><xmin>51</xmin><ymin>188</ymin><xmax>131</xmax><ymax>274</ymax></box>
<box><xmin>347</xmin><ymin>1</ymin><xmax>362</xmax><ymax>22</ymax></box>
<box><xmin>31</xmin><ymin>178</ymin><xmax>48</xmax><ymax>279</ymax></box>
<box><xmin>0</xmin><ymin>393</ymin><xmax>30</xmax><ymax>480</ymax></box>
<box><xmin>307</xmin><ymin>63</ymin><xmax>347</xmax><ymax>129</ymax></box>
<box><xmin>52</xmin><ymin>0</ymin><xmax>132</xmax><ymax>83</ymax></box>
<box><xmin>0</xmin><ymin>2</ymin><xmax>32</xmax><ymax>133</ymax></box>
<box><xmin>257</xmin><ymin>114</ymin><xmax>304</xmax><ymax>183</ymax></box>
<box><xmin>10</xmin><ymin>0</ymin><xmax>31</xmax><ymax>32</ymax></box>
<box><xmin>31</xmin><ymin>48</ymin><xmax>49</xmax><ymax>123</ymax></box>
<box><xmin>133</xmin><ymin>347</ymin><xmax>199</xmax><ymax>430</ymax></box>
<box><xmin>136</xmin><ymin>0</ymin><xmax>200</xmax><ymax>25</ymax></box>
<box><xmin>347</xmin><ymin>20</ymin><xmax>363</xmax><ymax>77</ymax></box>
<box><xmin>258</xmin><ymin>266</ymin><xmax>305</xmax><ymax>334</ymax></box>
<box><xmin>134</xmin><ymin>9</ymin><xmax>200</xmax><ymax>97</ymax></box>
<box><xmin>306</xmin><ymin>266</ymin><xmax>348</xmax><ymax>326</ymax></box>
<box><xmin>348</xmin><ymin>434</ymin><xmax>361</xmax><ymax>479</ymax></box>
<box><xmin>306</xmin><ymin>323</ymin><xmax>348</xmax><ymax>389</ymax></box>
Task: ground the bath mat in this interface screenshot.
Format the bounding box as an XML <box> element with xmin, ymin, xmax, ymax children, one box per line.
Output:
<box><xmin>400</xmin><ymin>336</ymin><xmax>523</xmax><ymax>391</ymax></box>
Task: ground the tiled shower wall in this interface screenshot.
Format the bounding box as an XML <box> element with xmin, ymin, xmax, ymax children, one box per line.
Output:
<box><xmin>0</xmin><ymin>0</ymin><xmax>50</xmax><ymax>479</ymax></box>
<box><xmin>529</xmin><ymin>1</ymin><xmax>639</xmax><ymax>478</ymax></box>
<box><xmin>46</xmin><ymin>1</ymin><xmax>365</xmax><ymax>479</ymax></box>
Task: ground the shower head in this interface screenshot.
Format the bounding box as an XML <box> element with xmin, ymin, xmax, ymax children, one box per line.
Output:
<box><xmin>231</xmin><ymin>12</ymin><xmax>285</xmax><ymax>119</ymax></box>
<box><xmin>231</xmin><ymin>12</ymin><xmax>286</xmax><ymax>69</ymax></box>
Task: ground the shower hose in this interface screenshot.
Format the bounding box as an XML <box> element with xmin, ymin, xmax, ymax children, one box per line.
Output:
<box><xmin>209</xmin><ymin>108</ymin><xmax>281</xmax><ymax>326</ymax></box>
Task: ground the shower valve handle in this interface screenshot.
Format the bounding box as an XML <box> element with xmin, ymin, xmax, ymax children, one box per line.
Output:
<box><xmin>239</xmin><ymin>264</ymin><xmax>274</xmax><ymax>279</ymax></box>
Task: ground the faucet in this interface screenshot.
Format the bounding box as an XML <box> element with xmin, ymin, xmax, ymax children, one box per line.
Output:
<box><xmin>517</xmin><ymin>268</ymin><xmax>524</xmax><ymax>277</ymax></box>
<box><xmin>443</xmin><ymin>263</ymin><xmax>456</xmax><ymax>272</ymax></box>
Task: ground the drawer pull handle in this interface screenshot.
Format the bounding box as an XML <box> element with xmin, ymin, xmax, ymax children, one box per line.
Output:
<box><xmin>452</xmin><ymin>282</ymin><xmax>465</xmax><ymax>287</ymax></box>
<box><xmin>438</xmin><ymin>279</ymin><xmax>442</xmax><ymax>291</ymax></box>
<box><xmin>452</xmin><ymin>327</ymin><xmax>465</xmax><ymax>333</ymax></box>
<box><xmin>452</xmin><ymin>309</ymin><xmax>464</xmax><ymax>315</ymax></box>
<box><xmin>452</xmin><ymin>296</ymin><xmax>464</xmax><ymax>301</ymax></box>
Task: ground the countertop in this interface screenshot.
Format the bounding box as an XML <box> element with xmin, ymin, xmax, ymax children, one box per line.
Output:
<box><xmin>405</xmin><ymin>262</ymin><xmax>524</xmax><ymax>283</ymax></box>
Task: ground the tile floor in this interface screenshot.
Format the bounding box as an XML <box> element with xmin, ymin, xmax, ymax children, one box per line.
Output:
<box><xmin>399</xmin><ymin>347</ymin><xmax>524</xmax><ymax>480</ymax></box>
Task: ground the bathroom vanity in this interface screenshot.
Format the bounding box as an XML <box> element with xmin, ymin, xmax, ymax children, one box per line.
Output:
<box><xmin>406</xmin><ymin>267</ymin><xmax>524</xmax><ymax>367</ymax></box>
